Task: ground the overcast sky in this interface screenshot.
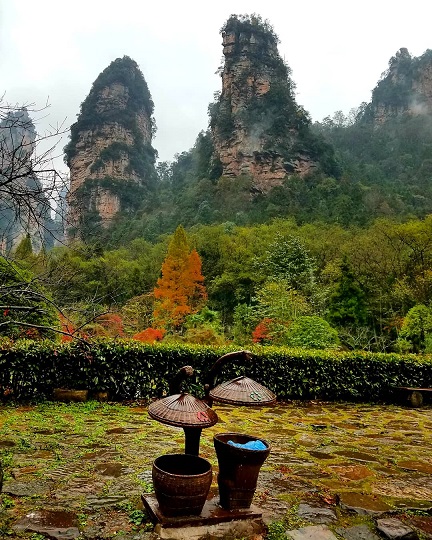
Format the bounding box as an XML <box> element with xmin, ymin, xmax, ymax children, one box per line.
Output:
<box><xmin>1</xmin><ymin>0</ymin><xmax>431</xmax><ymax>175</ymax></box>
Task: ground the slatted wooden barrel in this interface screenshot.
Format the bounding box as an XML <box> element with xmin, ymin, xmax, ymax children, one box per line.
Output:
<box><xmin>152</xmin><ymin>454</ymin><xmax>212</xmax><ymax>516</ymax></box>
<box><xmin>213</xmin><ymin>432</ymin><xmax>270</xmax><ymax>510</ymax></box>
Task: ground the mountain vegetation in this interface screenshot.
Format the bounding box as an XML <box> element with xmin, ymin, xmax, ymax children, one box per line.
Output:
<box><xmin>313</xmin><ymin>47</ymin><xmax>432</xmax><ymax>222</ymax></box>
<box><xmin>3</xmin><ymin>215</ymin><xmax>431</xmax><ymax>353</ymax></box>
<box><xmin>2</xmin><ymin>16</ymin><xmax>432</xmax><ymax>357</ymax></box>
<box><xmin>210</xmin><ymin>14</ymin><xmax>340</xmax><ymax>181</ymax></box>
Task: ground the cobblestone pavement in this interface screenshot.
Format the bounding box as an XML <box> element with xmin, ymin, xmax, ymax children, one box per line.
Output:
<box><xmin>0</xmin><ymin>400</ymin><xmax>431</xmax><ymax>539</ymax></box>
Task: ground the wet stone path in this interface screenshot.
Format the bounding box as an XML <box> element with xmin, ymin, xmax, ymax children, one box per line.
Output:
<box><xmin>0</xmin><ymin>401</ymin><xmax>431</xmax><ymax>539</ymax></box>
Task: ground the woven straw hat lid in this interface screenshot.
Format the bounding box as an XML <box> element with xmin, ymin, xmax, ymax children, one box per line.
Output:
<box><xmin>148</xmin><ymin>393</ymin><xmax>218</xmax><ymax>428</ymax></box>
<box><xmin>209</xmin><ymin>376</ymin><xmax>276</xmax><ymax>406</ymax></box>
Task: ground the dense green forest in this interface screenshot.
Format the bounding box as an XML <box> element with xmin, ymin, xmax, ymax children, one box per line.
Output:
<box><xmin>5</xmin><ymin>214</ymin><xmax>432</xmax><ymax>354</ymax></box>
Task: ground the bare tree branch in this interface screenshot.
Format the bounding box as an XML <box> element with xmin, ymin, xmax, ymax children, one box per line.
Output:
<box><xmin>0</xmin><ymin>319</ymin><xmax>89</xmax><ymax>344</ymax></box>
<box><xmin>0</xmin><ymin>100</ymin><xmax>127</xmax><ymax>342</ymax></box>
<box><xmin>0</xmin><ymin>306</ymin><xmax>45</xmax><ymax>312</ymax></box>
<box><xmin>0</xmin><ymin>98</ymin><xmax>69</xmax><ymax>252</ymax></box>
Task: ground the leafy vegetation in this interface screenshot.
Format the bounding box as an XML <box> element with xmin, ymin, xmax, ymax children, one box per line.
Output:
<box><xmin>0</xmin><ymin>257</ymin><xmax>58</xmax><ymax>340</ymax></box>
<box><xmin>283</xmin><ymin>316</ymin><xmax>339</xmax><ymax>349</ymax></box>
<box><xmin>313</xmin><ymin>53</ymin><xmax>432</xmax><ymax>222</ymax></box>
<box><xmin>397</xmin><ymin>304</ymin><xmax>432</xmax><ymax>353</ymax></box>
<box><xmin>365</xmin><ymin>48</ymin><xmax>432</xmax><ymax>115</ymax></box>
<box><xmin>69</xmin><ymin>176</ymin><xmax>151</xmax><ymax>239</ymax></box>
<box><xmin>8</xmin><ymin>215</ymin><xmax>432</xmax><ymax>353</ymax></box>
<box><xmin>90</xmin><ymin>141</ymin><xmax>157</xmax><ymax>181</ymax></box>
<box><xmin>0</xmin><ymin>339</ymin><xmax>431</xmax><ymax>403</ymax></box>
<box><xmin>221</xmin><ymin>14</ymin><xmax>280</xmax><ymax>48</ymax></box>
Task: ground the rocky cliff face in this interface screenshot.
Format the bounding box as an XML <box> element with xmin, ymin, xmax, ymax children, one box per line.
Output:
<box><xmin>369</xmin><ymin>48</ymin><xmax>432</xmax><ymax>124</ymax></box>
<box><xmin>210</xmin><ymin>15</ymin><xmax>337</xmax><ymax>192</ymax></box>
<box><xmin>0</xmin><ymin>108</ymin><xmax>53</xmax><ymax>253</ymax></box>
<box><xmin>65</xmin><ymin>56</ymin><xmax>156</xmax><ymax>238</ymax></box>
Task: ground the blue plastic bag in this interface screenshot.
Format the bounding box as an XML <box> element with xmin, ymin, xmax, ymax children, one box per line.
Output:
<box><xmin>227</xmin><ymin>439</ymin><xmax>266</xmax><ymax>450</ymax></box>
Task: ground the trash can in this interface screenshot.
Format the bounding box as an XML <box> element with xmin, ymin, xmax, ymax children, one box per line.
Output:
<box><xmin>214</xmin><ymin>433</ymin><xmax>270</xmax><ymax>510</ymax></box>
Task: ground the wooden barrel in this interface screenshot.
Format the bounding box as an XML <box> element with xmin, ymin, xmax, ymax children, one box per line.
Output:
<box><xmin>152</xmin><ymin>454</ymin><xmax>212</xmax><ymax>517</ymax></box>
<box><xmin>214</xmin><ymin>433</ymin><xmax>270</xmax><ymax>510</ymax></box>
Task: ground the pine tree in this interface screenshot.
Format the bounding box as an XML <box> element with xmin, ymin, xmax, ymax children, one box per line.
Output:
<box><xmin>327</xmin><ymin>260</ymin><xmax>368</xmax><ymax>327</ymax></box>
<box><xmin>260</xmin><ymin>234</ymin><xmax>316</xmax><ymax>292</ymax></box>
<box><xmin>14</xmin><ymin>233</ymin><xmax>33</xmax><ymax>260</ymax></box>
<box><xmin>153</xmin><ymin>226</ymin><xmax>207</xmax><ymax>331</ymax></box>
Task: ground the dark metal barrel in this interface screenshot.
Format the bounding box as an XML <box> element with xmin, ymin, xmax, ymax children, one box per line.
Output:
<box><xmin>152</xmin><ymin>454</ymin><xmax>212</xmax><ymax>517</ymax></box>
<box><xmin>213</xmin><ymin>433</ymin><xmax>270</xmax><ymax>510</ymax></box>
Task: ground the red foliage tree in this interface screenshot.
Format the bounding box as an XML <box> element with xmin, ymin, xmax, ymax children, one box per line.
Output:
<box><xmin>59</xmin><ymin>314</ymin><xmax>74</xmax><ymax>342</ymax></box>
<box><xmin>95</xmin><ymin>313</ymin><xmax>125</xmax><ymax>337</ymax></box>
<box><xmin>252</xmin><ymin>318</ymin><xmax>274</xmax><ymax>344</ymax></box>
<box><xmin>59</xmin><ymin>313</ymin><xmax>124</xmax><ymax>341</ymax></box>
<box><xmin>133</xmin><ymin>327</ymin><xmax>165</xmax><ymax>343</ymax></box>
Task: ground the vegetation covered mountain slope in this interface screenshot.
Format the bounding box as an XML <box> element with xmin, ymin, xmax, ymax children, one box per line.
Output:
<box><xmin>33</xmin><ymin>214</ymin><xmax>432</xmax><ymax>352</ymax></box>
<box><xmin>314</xmin><ymin>48</ymin><xmax>432</xmax><ymax>220</ymax></box>
<box><xmin>97</xmin><ymin>34</ymin><xmax>432</xmax><ymax>246</ymax></box>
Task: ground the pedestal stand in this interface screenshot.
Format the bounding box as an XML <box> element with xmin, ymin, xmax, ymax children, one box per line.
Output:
<box><xmin>142</xmin><ymin>494</ymin><xmax>265</xmax><ymax>540</ymax></box>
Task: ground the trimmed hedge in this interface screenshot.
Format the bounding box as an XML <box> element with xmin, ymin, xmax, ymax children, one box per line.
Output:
<box><xmin>0</xmin><ymin>339</ymin><xmax>431</xmax><ymax>403</ymax></box>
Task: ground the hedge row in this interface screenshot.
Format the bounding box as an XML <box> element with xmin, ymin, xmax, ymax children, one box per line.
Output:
<box><xmin>0</xmin><ymin>339</ymin><xmax>431</xmax><ymax>403</ymax></box>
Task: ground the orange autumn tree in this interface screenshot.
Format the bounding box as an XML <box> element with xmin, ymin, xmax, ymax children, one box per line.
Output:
<box><xmin>133</xmin><ymin>328</ymin><xmax>165</xmax><ymax>343</ymax></box>
<box><xmin>153</xmin><ymin>226</ymin><xmax>207</xmax><ymax>332</ymax></box>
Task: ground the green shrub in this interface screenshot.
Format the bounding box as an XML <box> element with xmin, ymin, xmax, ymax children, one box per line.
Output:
<box><xmin>283</xmin><ymin>316</ymin><xmax>339</xmax><ymax>349</ymax></box>
<box><xmin>398</xmin><ymin>304</ymin><xmax>432</xmax><ymax>353</ymax></box>
<box><xmin>0</xmin><ymin>259</ymin><xmax>59</xmax><ymax>340</ymax></box>
<box><xmin>0</xmin><ymin>339</ymin><xmax>431</xmax><ymax>403</ymax></box>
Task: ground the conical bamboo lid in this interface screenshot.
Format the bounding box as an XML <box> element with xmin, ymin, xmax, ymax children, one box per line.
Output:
<box><xmin>209</xmin><ymin>376</ymin><xmax>276</xmax><ymax>406</ymax></box>
<box><xmin>148</xmin><ymin>393</ymin><xmax>218</xmax><ymax>428</ymax></box>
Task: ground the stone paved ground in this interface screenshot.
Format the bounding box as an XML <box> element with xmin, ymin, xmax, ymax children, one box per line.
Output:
<box><xmin>0</xmin><ymin>400</ymin><xmax>431</xmax><ymax>539</ymax></box>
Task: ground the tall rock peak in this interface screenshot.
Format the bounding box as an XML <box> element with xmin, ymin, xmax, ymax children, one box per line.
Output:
<box><xmin>367</xmin><ymin>48</ymin><xmax>432</xmax><ymax>123</ymax></box>
<box><xmin>65</xmin><ymin>56</ymin><xmax>157</xmax><ymax>239</ymax></box>
<box><xmin>210</xmin><ymin>14</ymin><xmax>338</xmax><ymax>192</ymax></box>
<box><xmin>0</xmin><ymin>108</ymin><xmax>53</xmax><ymax>253</ymax></box>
